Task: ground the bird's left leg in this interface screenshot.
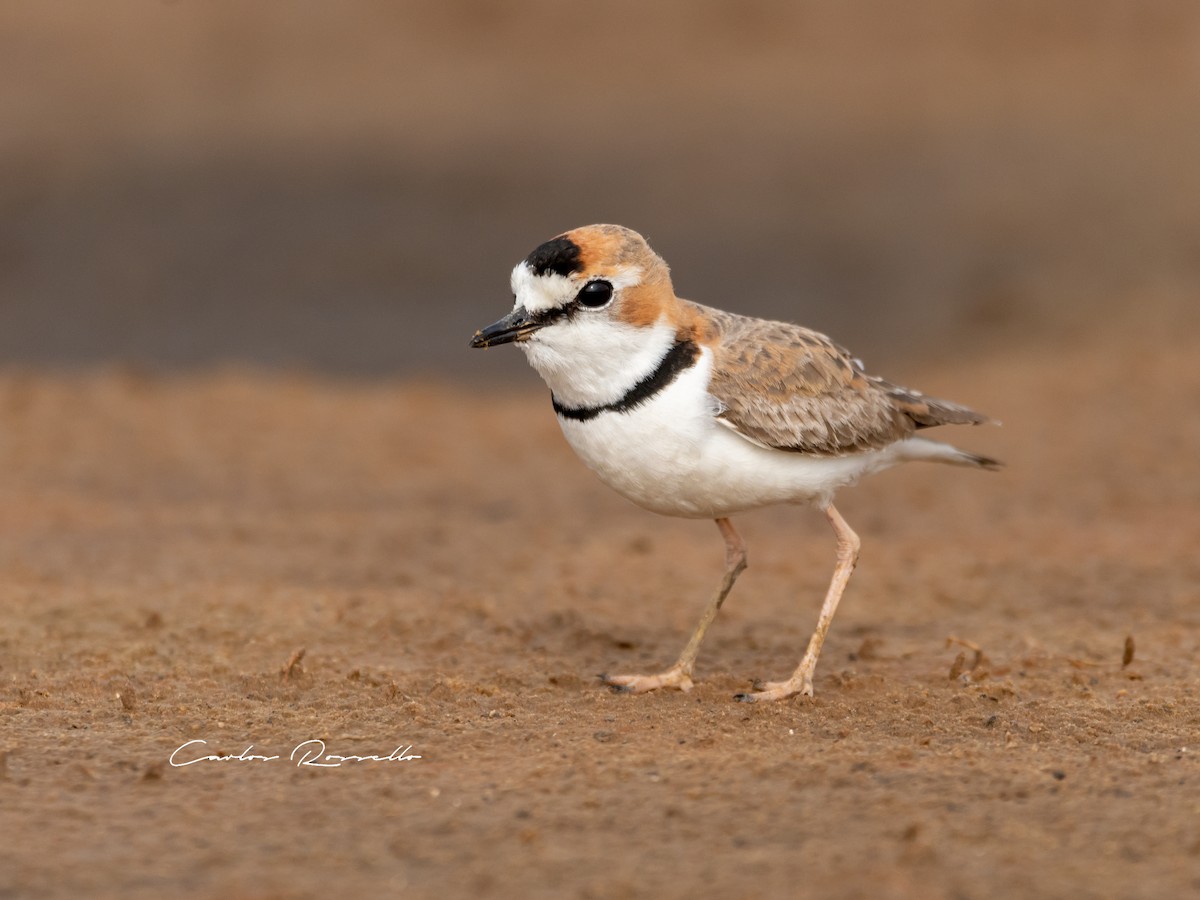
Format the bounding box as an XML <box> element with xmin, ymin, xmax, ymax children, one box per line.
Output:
<box><xmin>602</xmin><ymin>517</ymin><xmax>747</xmax><ymax>694</ymax></box>
<box><xmin>735</xmin><ymin>503</ymin><xmax>860</xmax><ymax>702</ymax></box>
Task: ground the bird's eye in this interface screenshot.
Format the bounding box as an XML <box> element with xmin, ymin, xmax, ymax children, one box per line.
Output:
<box><xmin>576</xmin><ymin>280</ymin><xmax>614</xmax><ymax>309</ymax></box>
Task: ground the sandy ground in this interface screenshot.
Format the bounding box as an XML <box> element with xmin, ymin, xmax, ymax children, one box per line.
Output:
<box><xmin>1</xmin><ymin>324</ymin><xmax>1199</xmax><ymax>899</ymax></box>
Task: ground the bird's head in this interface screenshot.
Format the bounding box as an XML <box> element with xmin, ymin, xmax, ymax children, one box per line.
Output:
<box><xmin>470</xmin><ymin>226</ymin><xmax>683</xmax><ymax>402</ymax></box>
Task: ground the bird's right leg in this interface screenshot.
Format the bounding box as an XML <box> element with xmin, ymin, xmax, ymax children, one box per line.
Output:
<box><xmin>735</xmin><ymin>503</ymin><xmax>860</xmax><ymax>702</ymax></box>
<box><xmin>601</xmin><ymin>517</ymin><xmax>747</xmax><ymax>694</ymax></box>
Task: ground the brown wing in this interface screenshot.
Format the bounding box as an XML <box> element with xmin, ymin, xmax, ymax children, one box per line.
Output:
<box><xmin>695</xmin><ymin>302</ymin><xmax>989</xmax><ymax>455</ymax></box>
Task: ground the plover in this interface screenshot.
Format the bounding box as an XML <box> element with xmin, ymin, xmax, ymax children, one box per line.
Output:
<box><xmin>470</xmin><ymin>224</ymin><xmax>1000</xmax><ymax>701</ymax></box>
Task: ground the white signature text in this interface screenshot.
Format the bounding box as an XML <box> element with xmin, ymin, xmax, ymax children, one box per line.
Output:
<box><xmin>169</xmin><ymin>739</ymin><xmax>421</xmax><ymax>768</ymax></box>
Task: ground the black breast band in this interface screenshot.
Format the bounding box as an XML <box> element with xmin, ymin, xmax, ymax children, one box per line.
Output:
<box><xmin>551</xmin><ymin>339</ymin><xmax>700</xmax><ymax>422</ymax></box>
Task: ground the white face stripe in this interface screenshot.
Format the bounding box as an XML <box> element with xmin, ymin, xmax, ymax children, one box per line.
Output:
<box><xmin>604</xmin><ymin>266</ymin><xmax>644</xmax><ymax>291</ymax></box>
<box><xmin>509</xmin><ymin>262</ymin><xmax>645</xmax><ymax>314</ymax></box>
<box><xmin>510</xmin><ymin>264</ymin><xmax>573</xmax><ymax>314</ymax></box>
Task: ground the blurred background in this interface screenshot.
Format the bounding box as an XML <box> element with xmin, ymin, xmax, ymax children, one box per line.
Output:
<box><xmin>1</xmin><ymin>0</ymin><xmax>1197</xmax><ymax>379</ymax></box>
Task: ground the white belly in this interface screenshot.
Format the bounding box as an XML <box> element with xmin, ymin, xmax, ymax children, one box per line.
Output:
<box><xmin>555</xmin><ymin>352</ymin><xmax>900</xmax><ymax>518</ymax></box>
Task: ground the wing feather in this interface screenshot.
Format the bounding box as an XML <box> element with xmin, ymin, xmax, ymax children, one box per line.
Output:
<box><xmin>693</xmin><ymin>302</ymin><xmax>989</xmax><ymax>455</ymax></box>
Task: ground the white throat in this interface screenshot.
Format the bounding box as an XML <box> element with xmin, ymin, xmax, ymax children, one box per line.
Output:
<box><xmin>519</xmin><ymin>315</ymin><xmax>677</xmax><ymax>409</ymax></box>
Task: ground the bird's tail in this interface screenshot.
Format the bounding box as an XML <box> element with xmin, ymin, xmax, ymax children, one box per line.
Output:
<box><xmin>895</xmin><ymin>437</ymin><xmax>1003</xmax><ymax>471</ymax></box>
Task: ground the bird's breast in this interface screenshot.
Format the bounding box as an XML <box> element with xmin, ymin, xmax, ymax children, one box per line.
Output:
<box><xmin>555</xmin><ymin>352</ymin><xmax>721</xmax><ymax>517</ymax></box>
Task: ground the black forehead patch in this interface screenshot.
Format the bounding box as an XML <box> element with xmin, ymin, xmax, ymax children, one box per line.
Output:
<box><xmin>524</xmin><ymin>236</ymin><xmax>583</xmax><ymax>278</ymax></box>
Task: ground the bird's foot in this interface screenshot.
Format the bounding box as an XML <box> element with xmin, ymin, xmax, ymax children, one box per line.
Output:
<box><xmin>600</xmin><ymin>665</ymin><xmax>694</xmax><ymax>695</ymax></box>
<box><xmin>733</xmin><ymin>671</ymin><xmax>814</xmax><ymax>703</ymax></box>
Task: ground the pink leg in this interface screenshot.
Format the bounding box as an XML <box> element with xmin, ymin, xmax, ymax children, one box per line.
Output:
<box><xmin>602</xmin><ymin>518</ymin><xmax>747</xmax><ymax>694</ymax></box>
<box><xmin>735</xmin><ymin>503</ymin><xmax>860</xmax><ymax>702</ymax></box>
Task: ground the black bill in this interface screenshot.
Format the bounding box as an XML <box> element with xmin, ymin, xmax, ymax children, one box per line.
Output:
<box><xmin>469</xmin><ymin>306</ymin><xmax>544</xmax><ymax>348</ymax></box>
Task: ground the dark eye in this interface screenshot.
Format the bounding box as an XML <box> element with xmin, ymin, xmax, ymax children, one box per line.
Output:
<box><xmin>576</xmin><ymin>280</ymin><xmax>614</xmax><ymax>308</ymax></box>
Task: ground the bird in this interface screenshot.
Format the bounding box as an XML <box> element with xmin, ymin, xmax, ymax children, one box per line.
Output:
<box><xmin>470</xmin><ymin>224</ymin><xmax>1000</xmax><ymax>701</ymax></box>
